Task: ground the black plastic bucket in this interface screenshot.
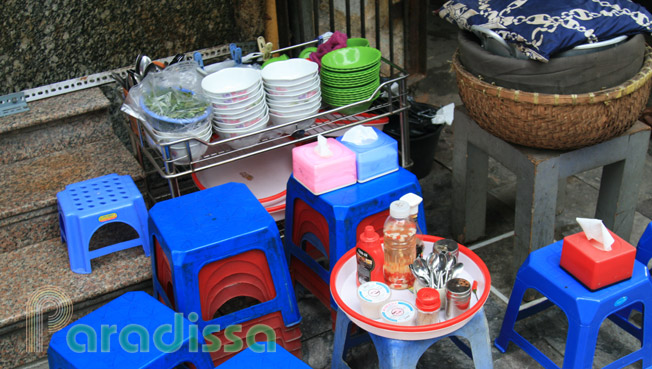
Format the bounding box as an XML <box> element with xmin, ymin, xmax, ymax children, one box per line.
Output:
<box><xmin>385</xmin><ymin>122</ymin><xmax>443</xmax><ymax>179</ymax></box>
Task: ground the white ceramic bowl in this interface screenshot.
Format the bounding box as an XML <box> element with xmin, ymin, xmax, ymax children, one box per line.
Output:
<box><xmin>269</xmin><ymin>98</ymin><xmax>321</xmax><ymax>116</ymax></box>
<box><xmin>213</xmin><ymin>99</ymin><xmax>267</xmax><ymax>120</ymax></box>
<box><xmin>267</xmin><ymin>91</ymin><xmax>321</xmax><ymax>109</ymax></box>
<box><xmin>202</xmin><ymin>68</ymin><xmax>262</xmax><ymax>97</ymax></box>
<box><xmin>261</xmin><ymin>58</ymin><xmax>319</xmax><ymax>82</ymax></box>
<box><xmin>264</xmin><ymin>75</ymin><xmax>320</xmax><ymax>93</ymax></box>
<box><xmin>213</xmin><ymin>107</ymin><xmax>269</xmax><ymax>130</ymax></box>
<box><xmin>269</xmin><ymin>105</ymin><xmax>319</xmax><ymax>134</ymax></box>
<box><xmin>265</xmin><ymin>78</ymin><xmax>320</xmax><ymax>97</ymax></box>
<box><xmin>212</xmin><ymin>89</ymin><xmax>265</xmax><ymax>113</ymax></box>
<box><xmin>151</xmin><ymin>119</ymin><xmax>212</xmax><ymax>138</ymax></box>
<box><xmin>215</xmin><ymin>116</ymin><xmax>271</xmax><ymax>150</ymax></box>
<box><xmin>266</xmin><ymin>86</ymin><xmax>320</xmax><ymax>102</ymax></box>
<box><xmin>209</xmin><ymin>84</ymin><xmax>263</xmax><ymax>108</ymax></box>
<box><xmin>147</xmin><ymin>127</ymin><xmax>212</xmax><ymax>164</ymax></box>
<box><xmin>263</xmin><ymin>72</ymin><xmax>319</xmax><ymax>87</ymax></box>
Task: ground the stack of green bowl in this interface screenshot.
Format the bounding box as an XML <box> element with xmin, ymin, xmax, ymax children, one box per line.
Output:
<box><xmin>321</xmin><ymin>46</ymin><xmax>382</xmax><ymax>115</ymax></box>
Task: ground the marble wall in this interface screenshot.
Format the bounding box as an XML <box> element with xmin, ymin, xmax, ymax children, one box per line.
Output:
<box><xmin>1</xmin><ymin>0</ymin><xmax>265</xmax><ymax>93</ymax></box>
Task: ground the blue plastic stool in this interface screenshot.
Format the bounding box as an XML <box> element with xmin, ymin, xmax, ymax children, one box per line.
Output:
<box><xmin>494</xmin><ymin>240</ymin><xmax>652</xmax><ymax>369</ymax></box>
<box><xmin>217</xmin><ymin>342</ymin><xmax>310</xmax><ymax>368</ymax></box>
<box><xmin>331</xmin><ymin>307</ymin><xmax>493</xmax><ymax>369</ymax></box>
<box><xmin>57</xmin><ymin>173</ymin><xmax>150</xmax><ymax>274</ymax></box>
<box><xmin>47</xmin><ymin>291</ymin><xmax>214</xmax><ymax>369</ymax></box>
<box><xmin>148</xmin><ymin>182</ymin><xmax>301</xmax><ymax>330</ymax></box>
<box><xmin>636</xmin><ymin>221</ymin><xmax>652</xmax><ymax>267</ymax></box>
<box><xmin>285</xmin><ymin>167</ymin><xmax>426</xmax><ymax>309</ymax></box>
<box><xmin>608</xmin><ymin>221</ymin><xmax>652</xmax><ymax>343</ymax></box>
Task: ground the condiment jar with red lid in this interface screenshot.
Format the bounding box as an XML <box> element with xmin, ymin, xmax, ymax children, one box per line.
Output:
<box><xmin>415</xmin><ymin>287</ymin><xmax>441</xmax><ymax>325</ymax></box>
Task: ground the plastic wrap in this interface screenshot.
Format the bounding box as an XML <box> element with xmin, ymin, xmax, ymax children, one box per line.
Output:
<box><xmin>121</xmin><ymin>60</ymin><xmax>212</xmax><ymax>134</ymax></box>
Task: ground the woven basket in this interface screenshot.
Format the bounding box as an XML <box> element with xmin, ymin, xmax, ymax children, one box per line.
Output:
<box><xmin>452</xmin><ymin>47</ymin><xmax>652</xmax><ymax>150</ymax></box>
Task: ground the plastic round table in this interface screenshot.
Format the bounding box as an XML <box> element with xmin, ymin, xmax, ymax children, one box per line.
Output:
<box><xmin>329</xmin><ymin>235</ymin><xmax>493</xmax><ymax>368</ymax></box>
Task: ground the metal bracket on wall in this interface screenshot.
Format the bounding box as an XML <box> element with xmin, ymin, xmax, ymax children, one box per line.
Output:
<box><xmin>12</xmin><ymin>41</ymin><xmax>257</xmax><ymax>106</ymax></box>
<box><xmin>0</xmin><ymin>92</ymin><xmax>29</xmax><ymax>117</ymax></box>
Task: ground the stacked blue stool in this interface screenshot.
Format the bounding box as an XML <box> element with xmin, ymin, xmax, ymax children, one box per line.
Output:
<box><xmin>494</xmin><ymin>240</ymin><xmax>652</xmax><ymax>368</ymax></box>
<box><xmin>57</xmin><ymin>173</ymin><xmax>150</xmax><ymax>274</ymax></box>
<box><xmin>148</xmin><ymin>182</ymin><xmax>302</xmax><ymax>365</ymax></box>
<box><xmin>48</xmin><ymin>291</ymin><xmax>214</xmax><ymax>369</ymax></box>
<box><xmin>285</xmin><ymin>167</ymin><xmax>426</xmax><ymax>312</ymax></box>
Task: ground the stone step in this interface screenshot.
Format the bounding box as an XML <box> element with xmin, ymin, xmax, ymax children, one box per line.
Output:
<box><xmin>0</xmin><ymin>88</ymin><xmax>114</xmax><ymax>165</ymax></box>
<box><xmin>0</xmin><ymin>237</ymin><xmax>152</xmax><ymax>368</ymax></box>
<box><xmin>0</xmin><ymin>136</ymin><xmax>145</xmax><ymax>252</ymax></box>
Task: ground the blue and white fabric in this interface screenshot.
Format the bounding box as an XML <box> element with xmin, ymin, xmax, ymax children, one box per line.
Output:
<box><xmin>440</xmin><ymin>0</ymin><xmax>652</xmax><ymax>62</ymax></box>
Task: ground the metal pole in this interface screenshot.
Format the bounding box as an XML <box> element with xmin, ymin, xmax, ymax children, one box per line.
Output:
<box><xmin>398</xmin><ymin>78</ymin><xmax>412</xmax><ymax>169</ymax></box>
<box><xmin>360</xmin><ymin>0</ymin><xmax>366</xmax><ymax>38</ymax></box>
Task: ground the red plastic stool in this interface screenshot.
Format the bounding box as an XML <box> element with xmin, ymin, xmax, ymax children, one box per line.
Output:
<box><xmin>206</xmin><ymin>311</ymin><xmax>302</xmax><ymax>366</ymax></box>
<box><xmin>285</xmin><ymin>168</ymin><xmax>425</xmax><ymax>312</ymax></box>
<box><xmin>149</xmin><ymin>183</ymin><xmax>302</xmax><ymax>363</ymax></box>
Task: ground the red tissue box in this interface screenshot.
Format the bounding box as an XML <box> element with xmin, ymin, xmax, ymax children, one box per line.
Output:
<box><xmin>560</xmin><ymin>230</ymin><xmax>636</xmax><ymax>290</ymax></box>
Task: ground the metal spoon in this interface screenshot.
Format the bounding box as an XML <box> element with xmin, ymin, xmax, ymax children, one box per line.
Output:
<box><xmin>138</xmin><ymin>55</ymin><xmax>152</xmax><ymax>77</ymax></box>
<box><xmin>438</xmin><ymin>252</ymin><xmax>447</xmax><ymax>273</ymax></box>
<box><xmin>426</xmin><ymin>252</ymin><xmax>440</xmax><ymax>288</ymax></box>
<box><xmin>409</xmin><ymin>261</ymin><xmax>431</xmax><ymax>287</ymax></box>
<box><xmin>450</xmin><ymin>262</ymin><xmax>464</xmax><ymax>279</ymax></box>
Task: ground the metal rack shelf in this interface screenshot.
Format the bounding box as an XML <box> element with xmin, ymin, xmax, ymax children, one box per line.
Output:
<box><xmin>127</xmin><ymin>57</ymin><xmax>411</xmax><ymax>201</ymax></box>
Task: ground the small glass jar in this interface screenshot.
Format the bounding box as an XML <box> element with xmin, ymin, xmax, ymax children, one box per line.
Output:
<box><xmin>415</xmin><ymin>287</ymin><xmax>441</xmax><ymax>325</ymax></box>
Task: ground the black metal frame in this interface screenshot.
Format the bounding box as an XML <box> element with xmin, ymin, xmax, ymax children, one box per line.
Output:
<box><xmin>276</xmin><ymin>0</ymin><xmax>427</xmax><ymax>75</ymax></box>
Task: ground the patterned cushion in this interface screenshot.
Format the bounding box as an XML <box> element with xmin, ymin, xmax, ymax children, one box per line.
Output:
<box><xmin>440</xmin><ymin>0</ymin><xmax>652</xmax><ymax>62</ymax></box>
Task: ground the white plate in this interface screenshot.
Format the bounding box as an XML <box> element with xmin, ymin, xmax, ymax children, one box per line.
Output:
<box><xmin>192</xmin><ymin>144</ymin><xmax>294</xmax><ymax>219</ymax></box>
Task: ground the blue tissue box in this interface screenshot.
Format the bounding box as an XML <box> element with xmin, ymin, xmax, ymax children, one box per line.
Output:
<box><xmin>337</xmin><ymin>127</ymin><xmax>399</xmax><ymax>182</ymax></box>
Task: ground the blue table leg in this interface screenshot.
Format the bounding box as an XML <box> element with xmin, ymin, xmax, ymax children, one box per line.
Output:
<box><xmin>332</xmin><ymin>308</ymin><xmax>492</xmax><ymax>369</ymax></box>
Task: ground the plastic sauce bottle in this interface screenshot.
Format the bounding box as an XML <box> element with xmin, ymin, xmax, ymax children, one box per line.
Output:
<box><xmin>400</xmin><ymin>193</ymin><xmax>424</xmax><ymax>258</ymax></box>
<box><xmin>383</xmin><ymin>200</ymin><xmax>417</xmax><ymax>289</ymax></box>
<box><xmin>356</xmin><ymin>226</ymin><xmax>384</xmax><ymax>286</ymax></box>
<box><xmin>415</xmin><ymin>287</ymin><xmax>441</xmax><ymax>325</ymax></box>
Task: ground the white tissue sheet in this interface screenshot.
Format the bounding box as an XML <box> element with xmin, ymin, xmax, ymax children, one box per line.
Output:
<box><xmin>314</xmin><ymin>134</ymin><xmax>333</xmax><ymax>157</ymax></box>
<box><xmin>431</xmin><ymin>103</ymin><xmax>455</xmax><ymax>126</ymax></box>
<box><xmin>576</xmin><ymin>217</ymin><xmax>614</xmax><ymax>251</ymax></box>
<box><xmin>341</xmin><ymin>125</ymin><xmax>378</xmax><ymax>145</ymax></box>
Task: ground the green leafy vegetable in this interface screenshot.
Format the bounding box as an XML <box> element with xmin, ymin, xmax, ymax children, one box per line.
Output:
<box><xmin>144</xmin><ymin>87</ymin><xmax>209</xmax><ymax>120</ymax></box>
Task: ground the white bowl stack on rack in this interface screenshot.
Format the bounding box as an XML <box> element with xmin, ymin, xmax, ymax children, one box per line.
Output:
<box><xmin>145</xmin><ymin>122</ymin><xmax>213</xmax><ymax>165</ymax></box>
<box><xmin>201</xmin><ymin>67</ymin><xmax>271</xmax><ymax>149</ymax></box>
<box><xmin>262</xmin><ymin>59</ymin><xmax>322</xmax><ymax>134</ymax></box>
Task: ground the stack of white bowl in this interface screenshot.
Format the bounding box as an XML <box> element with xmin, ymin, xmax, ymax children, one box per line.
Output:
<box><xmin>261</xmin><ymin>59</ymin><xmax>321</xmax><ymax>134</ymax></box>
<box><xmin>145</xmin><ymin>122</ymin><xmax>213</xmax><ymax>165</ymax></box>
<box><xmin>201</xmin><ymin>67</ymin><xmax>270</xmax><ymax>149</ymax></box>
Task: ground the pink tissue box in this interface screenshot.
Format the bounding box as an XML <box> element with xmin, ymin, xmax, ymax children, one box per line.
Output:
<box><xmin>292</xmin><ymin>138</ymin><xmax>357</xmax><ymax>195</ymax></box>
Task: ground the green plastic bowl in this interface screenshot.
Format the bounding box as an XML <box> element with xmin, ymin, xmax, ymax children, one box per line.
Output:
<box><xmin>321</xmin><ymin>78</ymin><xmax>380</xmax><ymax>96</ymax></box>
<box><xmin>321</xmin><ymin>47</ymin><xmax>382</xmax><ymax>71</ymax></box>
<box><xmin>324</xmin><ymin>92</ymin><xmax>380</xmax><ymax>115</ymax></box>
<box><xmin>347</xmin><ymin>38</ymin><xmax>370</xmax><ymax>47</ymax></box>
<box><xmin>262</xmin><ymin>54</ymin><xmax>290</xmax><ymax>69</ymax></box>
<box><xmin>321</xmin><ymin>71</ymin><xmax>380</xmax><ymax>87</ymax></box>
<box><xmin>320</xmin><ymin>65</ymin><xmax>380</xmax><ymax>83</ymax></box>
<box><xmin>299</xmin><ymin>47</ymin><xmax>318</xmax><ymax>59</ymax></box>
